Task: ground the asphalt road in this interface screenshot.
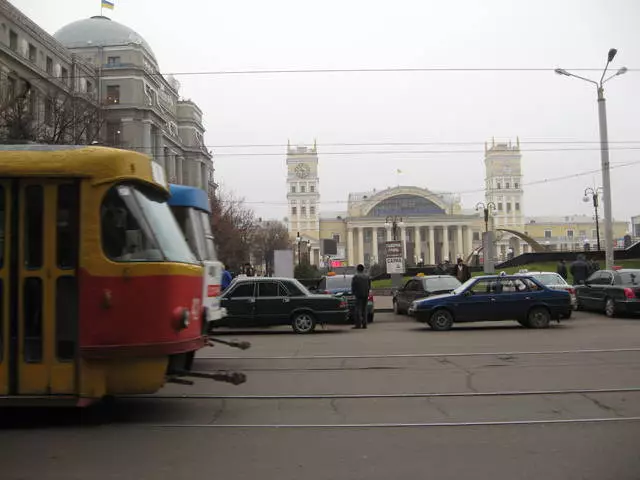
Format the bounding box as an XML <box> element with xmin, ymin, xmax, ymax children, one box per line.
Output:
<box><xmin>1</xmin><ymin>312</ymin><xmax>640</xmax><ymax>479</ymax></box>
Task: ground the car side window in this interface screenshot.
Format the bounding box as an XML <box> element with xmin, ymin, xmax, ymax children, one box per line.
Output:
<box><xmin>258</xmin><ymin>281</ymin><xmax>280</xmax><ymax>297</ymax></box>
<box><xmin>468</xmin><ymin>279</ymin><xmax>492</xmax><ymax>294</ymax></box>
<box><xmin>282</xmin><ymin>281</ymin><xmax>305</xmax><ymax>297</ymax></box>
<box><xmin>228</xmin><ymin>282</ymin><xmax>255</xmax><ymax>298</ymax></box>
<box><xmin>587</xmin><ymin>272</ymin><xmax>602</xmax><ymax>284</ymax></box>
<box><xmin>600</xmin><ymin>272</ymin><xmax>614</xmax><ymax>285</ymax></box>
<box><xmin>500</xmin><ymin>279</ymin><xmax>529</xmax><ymax>293</ymax></box>
<box><xmin>402</xmin><ymin>280</ymin><xmax>412</xmax><ymax>291</ymax></box>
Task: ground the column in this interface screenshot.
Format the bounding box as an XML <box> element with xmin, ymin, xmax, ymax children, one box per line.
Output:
<box><xmin>347</xmin><ymin>227</ymin><xmax>354</xmax><ymax>266</ymax></box>
<box><xmin>386</xmin><ymin>226</ymin><xmax>392</xmax><ymax>241</ymax></box>
<box><xmin>357</xmin><ymin>227</ymin><xmax>365</xmax><ymax>266</ymax></box>
<box><xmin>401</xmin><ymin>224</ymin><xmax>408</xmax><ymax>256</ymax></box>
<box><xmin>442</xmin><ymin>225</ymin><xmax>450</xmax><ymax>262</ymax></box>
<box><xmin>371</xmin><ymin>227</ymin><xmax>379</xmax><ymax>265</ymax></box>
<box><xmin>414</xmin><ymin>226</ymin><xmax>422</xmax><ymax>264</ymax></box>
<box><xmin>142</xmin><ymin>121</ymin><xmax>152</xmax><ymax>157</ymax></box>
<box><xmin>428</xmin><ymin>226</ymin><xmax>435</xmax><ymax>265</ymax></box>
<box><xmin>466</xmin><ymin>226</ymin><xmax>474</xmax><ymax>258</ymax></box>
<box><xmin>457</xmin><ymin>225</ymin><xmax>464</xmax><ymax>260</ymax></box>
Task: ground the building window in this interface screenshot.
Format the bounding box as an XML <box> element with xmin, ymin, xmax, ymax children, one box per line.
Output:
<box><xmin>544</xmin><ymin>230</ymin><xmax>552</xmax><ymax>238</ymax></box>
<box><xmin>106</xmin><ymin>85</ymin><xmax>120</xmax><ymax>104</ymax></box>
<box><xmin>300</xmin><ymin>185</ymin><xmax>306</xmax><ymax>193</ymax></box>
<box><xmin>107</xmin><ymin>56</ymin><xmax>121</xmax><ymax>65</ymax></box>
<box><xmin>497</xmin><ymin>202</ymin><xmax>503</xmax><ymax>211</ymax></box>
<box><xmin>310</xmin><ymin>206</ymin><xmax>315</xmax><ymax>215</ymax></box>
<box><xmin>515</xmin><ymin>202</ymin><xmax>520</xmax><ymax>211</ymax></box>
<box><xmin>28</xmin><ymin>44</ymin><xmax>37</xmax><ymax>62</ymax></box>
<box><xmin>291</xmin><ymin>206</ymin><xmax>297</xmax><ymax>215</ymax></box>
<box><xmin>506</xmin><ymin>203</ymin><xmax>512</xmax><ymax>213</ymax></box>
<box><xmin>506</xmin><ymin>182</ymin><xmax>510</xmax><ymax>189</ymax></box>
<box><xmin>473</xmin><ymin>231</ymin><xmax>480</xmax><ymax>241</ymax></box>
<box><xmin>497</xmin><ymin>182</ymin><xmax>501</xmax><ymax>189</ymax></box>
<box><xmin>86</xmin><ymin>80</ymin><xmax>93</xmax><ymax>94</ymax></box>
<box><xmin>6</xmin><ymin>77</ymin><xmax>16</xmax><ymax>100</ymax></box>
<box><xmin>515</xmin><ymin>182</ymin><xmax>519</xmax><ymax>189</ymax></box>
<box><xmin>44</xmin><ymin>98</ymin><xmax>53</xmax><ymax>125</ymax></box>
<box><xmin>310</xmin><ymin>185</ymin><xmax>315</xmax><ymax>193</ymax></box>
<box><xmin>332</xmin><ymin>234</ymin><xmax>340</xmax><ymax>243</ymax></box>
<box><xmin>592</xmin><ymin>229</ymin><xmax>598</xmax><ymax>239</ymax></box>
<box><xmin>9</xmin><ymin>30</ymin><xmax>17</xmax><ymax>51</ymax></box>
<box><xmin>567</xmin><ymin>230</ymin><xmax>574</xmax><ymax>238</ymax></box>
<box><xmin>301</xmin><ymin>206</ymin><xmax>306</xmax><ymax>215</ymax></box>
<box><xmin>61</xmin><ymin>67</ymin><xmax>69</xmax><ymax>85</ymax></box>
<box><xmin>290</xmin><ymin>185</ymin><xmax>296</xmax><ymax>193</ymax></box>
<box><xmin>46</xmin><ymin>56</ymin><xmax>53</xmax><ymax>75</ymax></box>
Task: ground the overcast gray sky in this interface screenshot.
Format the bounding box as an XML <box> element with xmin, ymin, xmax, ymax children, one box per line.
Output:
<box><xmin>12</xmin><ymin>0</ymin><xmax>640</xmax><ymax>224</ymax></box>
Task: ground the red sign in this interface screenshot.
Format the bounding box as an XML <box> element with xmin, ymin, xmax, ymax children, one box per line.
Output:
<box><xmin>208</xmin><ymin>284</ymin><xmax>221</xmax><ymax>297</ymax></box>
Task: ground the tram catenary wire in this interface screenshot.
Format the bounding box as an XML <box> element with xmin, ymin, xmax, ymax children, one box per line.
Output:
<box><xmin>122</xmin><ymin>386</ymin><xmax>640</xmax><ymax>401</ymax></box>
<box><xmin>197</xmin><ymin>346</ymin><xmax>640</xmax><ymax>361</ymax></box>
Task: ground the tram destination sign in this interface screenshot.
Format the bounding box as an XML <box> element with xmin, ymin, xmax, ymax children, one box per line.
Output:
<box><xmin>385</xmin><ymin>240</ymin><xmax>405</xmax><ymax>274</ymax></box>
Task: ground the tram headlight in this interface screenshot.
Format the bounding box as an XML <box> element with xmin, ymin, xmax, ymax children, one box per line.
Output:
<box><xmin>173</xmin><ymin>307</ymin><xmax>190</xmax><ymax>330</ymax></box>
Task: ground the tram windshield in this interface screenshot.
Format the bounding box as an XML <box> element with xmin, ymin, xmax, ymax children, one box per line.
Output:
<box><xmin>172</xmin><ymin>206</ymin><xmax>218</xmax><ymax>262</ymax></box>
<box><xmin>101</xmin><ymin>183</ymin><xmax>197</xmax><ymax>264</ymax></box>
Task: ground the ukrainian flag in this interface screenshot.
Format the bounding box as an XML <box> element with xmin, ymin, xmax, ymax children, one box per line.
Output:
<box><xmin>102</xmin><ymin>0</ymin><xmax>114</xmax><ymax>9</ymax></box>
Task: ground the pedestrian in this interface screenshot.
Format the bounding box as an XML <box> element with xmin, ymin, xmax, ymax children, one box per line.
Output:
<box><xmin>455</xmin><ymin>258</ymin><xmax>471</xmax><ymax>283</ymax></box>
<box><xmin>569</xmin><ymin>254</ymin><xmax>590</xmax><ymax>285</ymax></box>
<box><xmin>351</xmin><ymin>264</ymin><xmax>371</xmax><ymax>329</ymax></box>
<box><xmin>221</xmin><ymin>264</ymin><xmax>233</xmax><ymax>292</ymax></box>
<box><xmin>557</xmin><ymin>259</ymin><xmax>568</xmax><ymax>280</ymax></box>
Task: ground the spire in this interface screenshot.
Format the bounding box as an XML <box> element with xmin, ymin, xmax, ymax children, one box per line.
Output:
<box><xmin>313</xmin><ymin>138</ymin><xmax>317</xmax><ymax>152</ymax></box>
<box><xmin>516</xmin><ymin>136</ymin><xmax>520</xmax><ymax>148</ymax></box>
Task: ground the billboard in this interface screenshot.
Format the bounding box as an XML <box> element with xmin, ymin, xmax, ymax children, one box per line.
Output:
<box><xmin>385</xmin><ymin>240</ymin><xmax>405</xmax><ymax>274</ymax></box>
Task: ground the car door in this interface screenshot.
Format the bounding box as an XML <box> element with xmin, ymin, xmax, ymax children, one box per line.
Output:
<box><xmin>220</xmin><ymin>281</ymin><xmax>256</xmax><ymax>326</ymax></box>
<box><xmin>254</xmin><ymin>280</ymin><xmax>291</xmax><ymax>326</ymax></box>
<box><xmin>396</xmin><ymin>280</ymin><xmax>412</xmax><ymax>310</ymax></box>
<box><xmin>595</xmin><ymin>271</ymin><xmax>615</xmax><ymax>310</ymax></box>
<box><xmin>492</xmin><ymin>278</ymin><xmax>534</xmax><ymax>320</ymax></box>
<box><xmin>454</xmin><ymin>278</ymin><xmax>498</xmax><ymax>322</ymax></box>
<box><xmin>580</xmin><ymin>272</ymin><xmax>602</xmax><ymax>309</ymax></box>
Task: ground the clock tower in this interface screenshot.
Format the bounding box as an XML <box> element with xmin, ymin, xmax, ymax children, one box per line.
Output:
<box><xmin>484</xmin><ymin>137</ymin><xmax>524</xmax><ymax>231</ymax></box>
<box><xmin>286</xmin><ymin>140</ymin><xmax>320</xmax><ymax>240</ymax></box>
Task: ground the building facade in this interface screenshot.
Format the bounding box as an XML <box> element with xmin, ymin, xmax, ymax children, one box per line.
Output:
<box><xmin>0</xmin><ymin>2</ymin><xmax>213</xmax><ymax>191</ymax></box>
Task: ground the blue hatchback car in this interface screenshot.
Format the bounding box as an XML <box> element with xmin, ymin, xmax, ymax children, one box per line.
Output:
<box><xmin>408</xmin><ymin>274</ymin><xmax>572</xmax><ymax>331</ymax></box>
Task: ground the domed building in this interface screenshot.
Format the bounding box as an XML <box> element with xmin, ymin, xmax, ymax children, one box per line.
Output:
<box><xmin>52</xmin><ymin>15</ymin><xmax>213</xmax><ymax>190</ymax></box>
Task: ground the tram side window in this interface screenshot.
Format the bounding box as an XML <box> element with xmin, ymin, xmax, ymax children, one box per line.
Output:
<box><xmin>200</xmin><ymin>211</ymin><xmax>217</xmax><ymax>261</ymax></box>
<box><xmin>57</xmin><ymin>184</ymin><xmax>79</xmax><ymax>269</ymax></box>
<box><xmin>24</xmin><ymin>185</ymin><xmax>44</xmax><ymax>269</ymax></box>
<box><xmin>24</xmin><ymin>277</ymin><xmax>43</xmax><ymax>362</ymax></box>
<box><xmin>56</xmin><ymin>276</ymin><xmax>77</xmax><ymax>361</ymax></box>
<box><xmin>101</xmin><ymin>185</ymin><xmax>162</xmax><ymax>262</ymax></box>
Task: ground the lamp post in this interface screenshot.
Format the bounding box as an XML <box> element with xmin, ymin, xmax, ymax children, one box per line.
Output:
<box><xmin>475</xmin><ymin>202</ymin><xmax>496</xmax><ymax>233</ymax></box>
<box><xmin>583</xmin><ymin>187</ymin><xmax>603</xmax><ymax>251</ymax></box>
<box><xmin>384</xmin><ymin>215</ymin><xmax>404</xmax><ymax>241</ymax></box>
<box><xmin>555</xmin><ymin>49</ymin><xmax>627</xmax><ymax>270</ymax></box>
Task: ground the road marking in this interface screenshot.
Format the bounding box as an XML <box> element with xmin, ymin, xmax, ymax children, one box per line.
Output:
<box><xmin>125</xmin><ymin>387</ymin><xmax>640</xmax><ymax>400</ymax></box>
<box><xmin>198</xmin><ymin>347</ymin><xmax>640</xmax><ymax>361</ymax></box>
<box><xmin>144</xmin><ymin>416</ymin><xmax>640</xmax><ymax>429</ymax></box>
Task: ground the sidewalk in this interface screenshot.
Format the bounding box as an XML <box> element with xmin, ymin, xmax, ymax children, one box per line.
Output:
<box><xmin>374</xmin><ymin>295</ymin><xmax>393</xmax><ymax>312</ymax></box>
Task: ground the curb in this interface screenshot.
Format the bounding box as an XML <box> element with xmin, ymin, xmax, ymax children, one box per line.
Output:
<box><xmin>375</xmin><ymin>308</ymin><xmax>394</xmax><ymax>313</ymax></box>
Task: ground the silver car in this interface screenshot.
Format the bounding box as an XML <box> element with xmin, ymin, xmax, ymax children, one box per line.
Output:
<box><xmin>516</xmin><ymin>270</ymin><xmax>577</xmax><ymax>309</ymax></box>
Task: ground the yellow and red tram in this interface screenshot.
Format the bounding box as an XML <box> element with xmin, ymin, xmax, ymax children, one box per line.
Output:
<box><xmin>0</xmin><ymin>145</ymin><xmax>205</xmax><ymax>406</ymax></box>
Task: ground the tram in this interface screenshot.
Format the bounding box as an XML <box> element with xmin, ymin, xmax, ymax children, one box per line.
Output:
<box><xmin>167</xmin><ymin>184</ymin><xmax>225</xmax><ymax>327</ymax></box>
<box><xmin>0</xmin><ymin>145</ymin><xmax>207</xmax><ymax>406</ymax></box>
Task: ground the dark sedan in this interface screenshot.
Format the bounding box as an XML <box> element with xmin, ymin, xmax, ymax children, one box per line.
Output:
<box><xmin>575</xmin><ymin>269</ymin><xmax>640</xmax><ymax>317</ymax></box>
<box><xmin>393</xmin><ymin>275</ymin><xmax>462</xmax><ymax>315</ymax></box>
<box><xmin>409</xmin><ymin>274</ymin><xmax>572</xmax><ymax>331</ymax></box>
<box><xmin>316</xmin><ymin>274</ymin><xmax>374</xmax><ymax>323</ymax></box>
<box><xmin>213</xmin><ymin>277</ymin><xmax>349</xmax><ymax>333</ymax></box>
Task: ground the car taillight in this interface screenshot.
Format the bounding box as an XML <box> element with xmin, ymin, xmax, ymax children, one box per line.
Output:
<box><xmin>624</xmin><ymin>288</ymin><xmax>636</xmax><ymax>299</ymax></box>
<box><xmin>339</xmin><ymin>300</ymin><xmax>347</xmax><ymax>309</ymax></box>
<box><xmin>368</xmin><ymin>293</ymin><xmax>374</xmax><ymax>301</ymax></box>
<box><xmin>567</xmin><ymin>288</ymin><xmax>575</xmax><ymax>295</ymax></box>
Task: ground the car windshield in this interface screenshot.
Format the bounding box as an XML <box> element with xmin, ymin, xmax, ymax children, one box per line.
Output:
<box><xmin>619</xmin><ymin>270</ymin><xmax>640</xmax><ymax>285</ymax></box>
<box><xmin>531</xmin><ymin>273</ymin><xmax>566</xmax><ymax>286</ymax></box>
<box><xmin>171</xmin><ymin>206</ymin><xmax>218</xmax><ymax>262</ymax></box>
<box><xmin>424</xmin><ymin>276</ymin><xmax>462</xmax><ymax>290</ymax></box>
<box><xmin>101</xmin><ymin>183</ymin><xmax>197</xmax><ymax>264</ymax></box>
<box><xmin>452</xmin><ymin>277</ymin><xmax>477</xmax><ymax>295</ymax></box>
<box><xmin>325</xmin><ymin>276</ymin><xmax>353</xmax><ymax>290</ymax></box>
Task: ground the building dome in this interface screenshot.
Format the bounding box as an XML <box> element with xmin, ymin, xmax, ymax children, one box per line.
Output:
<box><xmin>53</xmin><ymin>16</ymin><xmax>156</xmax><ymax>62</ymax></box>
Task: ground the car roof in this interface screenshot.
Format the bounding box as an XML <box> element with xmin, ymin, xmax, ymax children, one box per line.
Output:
<box><xmin>413</xmin><ymin>275</ymin><xmax>456</xmax><ymax>280</ymax></box>
<box><xmin>233</xmin><ymin>276</ymin><xmax>297</xmax><ymax>282</ymax></box>
<box><xmin>515</xmin><ymin>271</ymin><xmax>558</xmax><ymax>275</ymax></box>
<box><xmin>473</xmin><ymin>274</ymin><xmax>534</xmax><ymax>280</ymax></box>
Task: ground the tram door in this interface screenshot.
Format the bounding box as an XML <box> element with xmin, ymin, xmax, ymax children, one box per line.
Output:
<box><xmin>0</xmin><ymin>180</ymin><xmax>80</xmax><ymax>396</ymax></box>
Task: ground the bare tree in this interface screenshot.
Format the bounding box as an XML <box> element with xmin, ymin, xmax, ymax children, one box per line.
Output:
<box><xmin>0</xmin><ymin>79</ymin><xmax>36</xmax><ymax>143</ymax></box>
<box><xmin>251</xmin><ymin>221</ymin><xmax>291</xmax><ymax>276</ymax></box>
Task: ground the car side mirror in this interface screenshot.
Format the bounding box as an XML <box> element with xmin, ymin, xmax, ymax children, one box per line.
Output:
<box><xmin>463</xmin><ymin>290</ymin><xmax>472</xmax><ymax>297</ymax></box>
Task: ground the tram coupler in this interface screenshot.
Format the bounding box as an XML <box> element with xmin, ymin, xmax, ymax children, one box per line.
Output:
<box><xmin>178</xmin><ymin>370</ymin><xmax>247</xmax><ymax>386</ymax></box>
<box><xmin>206</xmin><ymin>337</ymin><xmax>252</xmax><ymax>350</ymax></box>
<box><xmin>166</xmin><ymin>376</ymin><xmax>195</xmax><ymax>386</ymax></box>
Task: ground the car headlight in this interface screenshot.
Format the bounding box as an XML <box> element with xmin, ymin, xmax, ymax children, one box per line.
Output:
<box><xmin>411</xmin><ymin>301</ymin><xmax>419</xmax><ymax>309</ymax></box>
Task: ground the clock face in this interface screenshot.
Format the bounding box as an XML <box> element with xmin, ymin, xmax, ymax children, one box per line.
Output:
<box><xmin>295</xmin><ymin>163</ymin><xmax>310</xmax><ymax>178</ymax></box>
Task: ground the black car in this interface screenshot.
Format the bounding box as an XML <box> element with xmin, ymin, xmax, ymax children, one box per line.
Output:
<box><xmin>575</xmin><ymin>269</ymin><xmax>640</xmax><ymax>317</ymax></box>
<box><xmin>316</xmin><ymin>274</ymin><xmax>375</xmax><ymax>323</ymax></box>
<box><xmin>393</xmin><ymin>275</ymin><xmax>462</xmax><ymax>315</ymax></box>
<box><xmin>213</xmin><ymin>277</ymin><xmax>350</xmax><ymax>333</ymax></box>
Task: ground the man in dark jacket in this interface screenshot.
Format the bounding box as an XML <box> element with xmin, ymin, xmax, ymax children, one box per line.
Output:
<box><xmin>570</xmin><ymin>255</ymin><xmax>590</xmax><ymax>285</ymax></box>
<box><xmin>455</xmin><ymin>258</ymin><xmax>471</xmax><ymax>283</ymax></box>
<box><xmin>351</xmin><ymin>264</ymin><xmax>371</xmax><ymax>329</ymax></box>
<box><xmin>557</xmin><ymin>260</ymin><xmax>568</xmax><ymax>280</ymax></box>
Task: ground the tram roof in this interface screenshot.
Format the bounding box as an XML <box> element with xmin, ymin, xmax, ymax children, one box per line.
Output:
<box><xmin>168</xmin><ymin>184</ymin><xmax>210</xmax><ymax>213</ymax></box>
<box><xmin>0</xmin><ymin>145</ymin><xmax>167</xmax><ymax>191</ymax></box>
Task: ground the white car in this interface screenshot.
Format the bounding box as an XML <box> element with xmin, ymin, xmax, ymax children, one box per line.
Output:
<box><xmin>516</xmin><ymin>270</ymin><xmax>577</xmax><ymax>309</ymax></box>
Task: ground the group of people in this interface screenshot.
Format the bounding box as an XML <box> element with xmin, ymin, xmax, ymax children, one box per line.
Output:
<box><xmin>220</xmin><ymin>262</ymin><xmax>256</xmax><ymax>292</ymax></box>
<box><xmin>434</xmin><ymin>258</ymin><xmax>472</xmax><ymax>283</ymax></box>
<box><xmin>557</xmin><ymin>255</ymin><xmax>600</xmax><ymax>285</ymax></box>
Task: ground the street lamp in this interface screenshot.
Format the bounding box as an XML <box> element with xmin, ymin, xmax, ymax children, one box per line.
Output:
<box><xmin>475</xmin><ymin>202</ymin><xmax>496</xmax><ymax>233</ymax></box>
<box><xmin>384</xmin><ymin>215</ymin><xmax>404</xmax><ymax>241</ymax></box>
<box><xmin>555</xmin><ymin>48</ymin><xmax>627</xmax><ymax>270</ymax></box>
<box><xmin>583</xmin><ymin>186</ymin><xmax>603</xmax><ymax>251</ymax></box>
<box><xmin>296</xmin><ymin>231</ymin><xmax>301</xmax><ymax>265</ymax></box>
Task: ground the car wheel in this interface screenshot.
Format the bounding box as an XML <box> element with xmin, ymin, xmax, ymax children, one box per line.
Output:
<box><xmin>527</xmin><ymin>307</ymin><xmax>550</xmax><ymax>329</ymax></box>
<box><xmin>393</xmin><ymin>300</ymin><xmax>401</xmax><ymax>315</ymax></box>
<box><xmin>429</xmin><ymin>309</ymin><xmax>454</xmax><ymax>331</ymax></box>
<box><xmin>604</xmin><ymin>298</ymin><xmax>617</xmax><ymax>318</ymax></box>
<box><xmin>291</xmin><ymin>312</ymin><xmax>317</xmax><ymax>334</ymax></box>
